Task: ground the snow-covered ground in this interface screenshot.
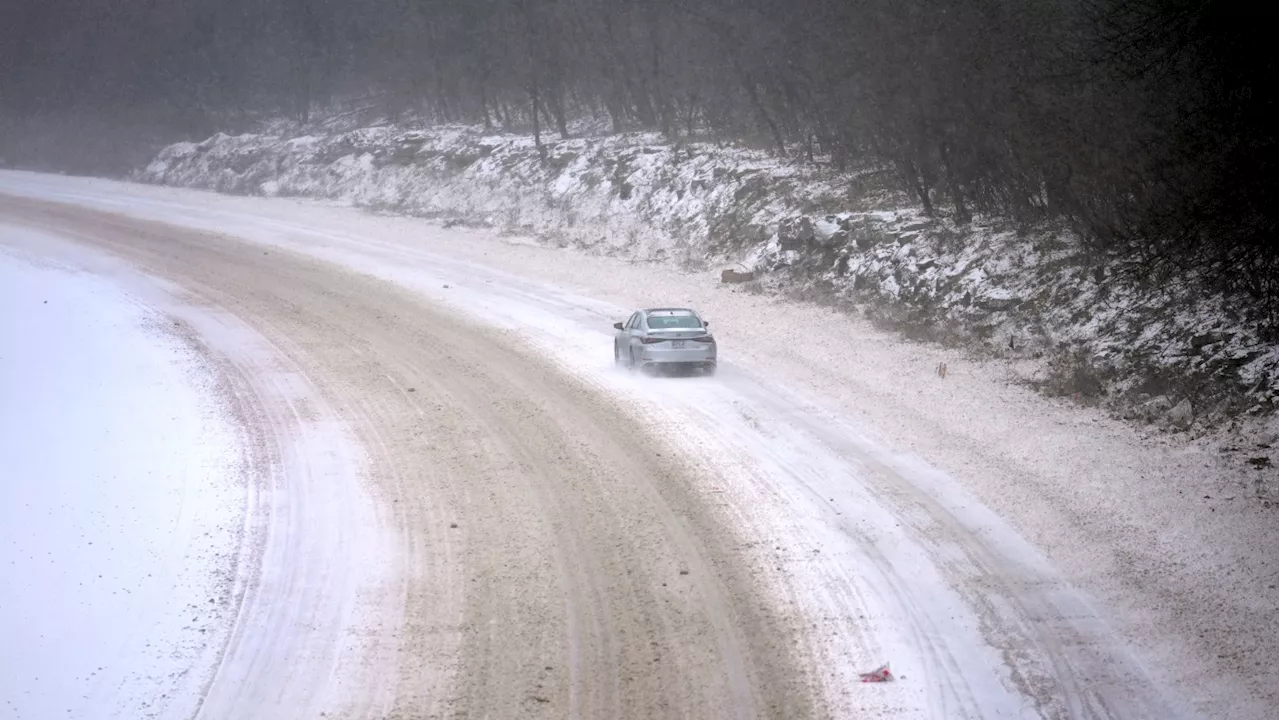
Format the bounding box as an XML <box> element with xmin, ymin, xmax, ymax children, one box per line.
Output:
<box><xmin>1</xmin><ymin>171</ymin><xmax>1273</xmax><ymax>719</ymax></box>
<box><xmin>0</xmin><ymin>238</ymin><xmax>242</xmax><ymax>719</ymax></box>
<box><xmin>0</xmin><ymin>221</ymin><xmax>402</xmax><ymax>719</ymax></box>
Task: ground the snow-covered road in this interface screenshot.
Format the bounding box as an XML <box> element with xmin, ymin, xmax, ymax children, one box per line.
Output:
<box><xmin>0</xmin><ymin>171</ymin><xmax>1273</xmax><ymax>720</ymax></box>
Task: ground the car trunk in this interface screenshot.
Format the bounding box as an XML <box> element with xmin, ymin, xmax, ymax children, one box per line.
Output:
<box><xmin>648</xmin><ymin>329</ymin><xmax>708</xmax><ymax>340</ymax></box>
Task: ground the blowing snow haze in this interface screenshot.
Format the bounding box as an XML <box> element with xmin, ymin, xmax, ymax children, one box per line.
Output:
<box><xmin>0</xmin><ymin>0</ymin><xmax>1275</xmax><ymax>309</ymax></box>
<box><xmin>0</xmin><ymin>1</ymin><xmax>1276</xmax><ymax>719</ymax></box>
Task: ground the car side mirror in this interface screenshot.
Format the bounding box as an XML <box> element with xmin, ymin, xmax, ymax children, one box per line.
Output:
<box><xmin>613</xmin><ymin>322</ymin><xmax>624</xmax><ymax>330</ymax></box>
<box><xmin>703</xmin><ymin>321</ymin><xmax>710</xmax><ymax>328</ymax></box>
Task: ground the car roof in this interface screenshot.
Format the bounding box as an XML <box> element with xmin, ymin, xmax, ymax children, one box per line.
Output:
<box><xmin>643</xmin><ymin>307</ymin><xmax>698</xmax><ymax>316</ymax></box>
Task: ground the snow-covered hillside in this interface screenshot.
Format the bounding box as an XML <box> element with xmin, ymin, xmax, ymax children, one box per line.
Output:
<box><xmin>136</xmin><ymin>122</ymin><xmax>1278</xmax><ymax>430</ymax></box>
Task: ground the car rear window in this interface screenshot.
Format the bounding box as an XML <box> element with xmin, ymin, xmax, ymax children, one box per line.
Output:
<box><xmin>646</xmin><ymin>314</ymin><xmax>703</xmax><ymax>329</ymax></box>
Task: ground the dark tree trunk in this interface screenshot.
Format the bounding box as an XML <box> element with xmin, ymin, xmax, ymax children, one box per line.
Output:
<box><xmin>631</xmin><ymin>80</ymin><xmax>657</xmax><ymax>128</ymax></box>
<box><xmin>606</xmin><ymin>98</ymin><xmax>625</xmax><ymax>133</ymax></box>
<box><xmin>898</xmin><ymin>158</ymin><xmax>934</xmax><ymax>215</ymax></box>
<box><xmin>739</xmin><ymin>69</ymin><xmax>785</xmax><ymax>155</ymax></box>
<box><xmin>938</xmin><ymin>141</ymin><xmax>971</xmax><ymax>223</ymax></box>
<box><xmin>479</xmin><ymin>80</ymin><xmax>493</xmax><ymax>130</ymax></box>
<box><xmin>529</xmin><ymin>83</ymin><xmax>546</xmax><ymax>161</ymax></box>
<box><xmin>546</xmin><ymin>85</ymin><xmax>569</xmax><ymax>139</ymax></box>
<box><xmin>294</xmin><ymin>63</ymin><xmax>311</xmax><ymax>125</ymax></box>
<box><xmin>683</xmin><ymin>92</ymin><xmax>698</xmax><ymax>137</ymax></box>
<box><xmin>646</xmin><ymin>10</ymin><xmax>673</xmax><ymax>136</ymax></box>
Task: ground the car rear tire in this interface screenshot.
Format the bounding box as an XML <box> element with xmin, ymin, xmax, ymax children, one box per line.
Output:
<box><xmin>703</xmin><ymin>364</ymin><xmax>717</xmax><ymax>377</ymax></box>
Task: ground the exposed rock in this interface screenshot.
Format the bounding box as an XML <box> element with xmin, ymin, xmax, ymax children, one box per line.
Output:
<box><xmin>1224</xmin><ymin>349</ymin><xmax>1264</xmax><ymax>369</ymax></box>
<box><xmin>732</xmin><ymin>175</ymin><xmax>769</xmax><ymax>202</ymax></box>
<box><xmin>380</xmin><ymin>136</ymin><xmax>425</xmax><ymax>166</ymax></box>
<box><xmin>777</xmin><ymin>217</ymin><xmax>816</xmax><ymax>251</ymax></box>
<box><xmin>817</xmin><ymin>230</ymin><xmax>847</xmax><ymax>248</ymax></box>
<box><xmin>851</xmin><ymin>221</ymin><xmax>890</xmax><ymax>251</ymax></box>
<box><xmin>720</xmin><ymin>268</ymin><xmax>755</xmax><ymax>284</ymax></box>
<box><xmin>1140</xmin><ymin>395</ymin><xmax>1172</xmax><ymax>424</ymax></box>
<box><xmin>813</xmin><ymin>215</ymin><xmax>854</xmax><ymax>248</ymax></box>
<box><xmin>1165</xmin><ymin>398</ymin><xmax>1194</xmax><ymax>430</ymax></box>
<box><xmin>977</xmin><ymin>297</ymin><xmax>1021</xmax><ymax>312</ymax></box>
<box><xmin>1191</xmin><ymin>333</ymin><xmax>1225</xmax><ymax>350</ymax></box>
<box><xmin>195</xmin><ymin>133</ymin><xmax>225</xmax><ymax>152</ymax></box>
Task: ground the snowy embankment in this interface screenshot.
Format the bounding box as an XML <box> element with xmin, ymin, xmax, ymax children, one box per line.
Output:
<box><xmin>0</xmin><ymin>241</ymin><xmax>243</xmax><ymax>719</ymax></box>
<box><xmin>136</xmin><ymin>122</ymin><xmax>1277</xmax><ymax>432</ymax></box>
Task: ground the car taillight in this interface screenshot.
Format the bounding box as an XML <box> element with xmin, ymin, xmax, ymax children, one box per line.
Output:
<box><xmin>641</xmin><ymin>337</ymin><xmax>666</xmax><ymax>344</ymax></box>
<box><xmin>692</xmin><ymin>336</ymin><xmax>716</xmax><ymax>343</ymax></box>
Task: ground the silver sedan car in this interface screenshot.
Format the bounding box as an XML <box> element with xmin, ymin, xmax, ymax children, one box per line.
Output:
<box><xmin>613</xmin><ymin>307</ymin><xmax>717</xmax><ymax>375</ymax></box>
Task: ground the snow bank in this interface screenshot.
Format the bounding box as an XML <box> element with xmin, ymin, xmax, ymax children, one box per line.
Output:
<box><xmin>0</xmin><ymin>243</ymin><xmax>243</xmax><ymax>719</ymax></box>
<box><xmin>135</xmin><ymin>122</ymin><xmax>1277</xmax><ymax>428</ymax></box>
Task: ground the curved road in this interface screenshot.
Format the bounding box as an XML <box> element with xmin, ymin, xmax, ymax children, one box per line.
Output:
<box><xmin>1</xmin><ymin>196</ymin><xmax>815</xmax><ymax>720</ymax></box>
<box><xmin>1</xmin><ymin>180</ymin><xmax>1270</xmax><ymax>720</ymax></box>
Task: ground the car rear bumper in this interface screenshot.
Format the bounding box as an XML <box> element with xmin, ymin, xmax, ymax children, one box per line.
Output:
<box><xmin>639</xmin><ymin>346</ymin><xmax>716</xmax><ymax>366</ymax></box>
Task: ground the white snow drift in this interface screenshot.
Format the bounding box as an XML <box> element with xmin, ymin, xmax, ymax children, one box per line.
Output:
<box><xmin>0</xmin><ymin>223</ymin><xmax>401</xmax><ymax>720</ymax></box>
<box><xmin>0</xmin><ymin>238</ymin><xmax>242</xmax><ymax>720</ymax></box>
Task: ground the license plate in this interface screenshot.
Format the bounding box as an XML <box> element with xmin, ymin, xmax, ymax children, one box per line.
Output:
<box><xmin>670</xmin><ymin>340</ymin><xmax>686</xmax><ymax>349</ymax></box>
